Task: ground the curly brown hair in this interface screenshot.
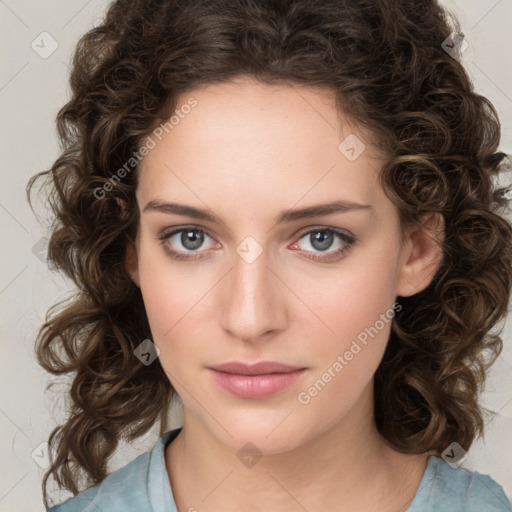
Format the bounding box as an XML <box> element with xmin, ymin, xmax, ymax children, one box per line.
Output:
<box><xmin>26</xmin><ymin>0</ymin><xmax>512</xmax><ymax>508</ymax></box>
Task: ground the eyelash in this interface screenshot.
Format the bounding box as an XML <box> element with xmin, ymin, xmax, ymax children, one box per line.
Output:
<box><xmin>157</xmin><ymin>225</ymin><xmax>358</xmax><ymax>262</ymax></box>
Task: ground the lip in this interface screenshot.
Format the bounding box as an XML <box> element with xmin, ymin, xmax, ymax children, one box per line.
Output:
<box><xmin>209</xmin><ymin>361</ymin><xmax>305</xmax><ymax>375</ymax></box>
<box><xmin>208</xmin><ymin>361</ymin><xmax>307</xmax><ymax>399</ymax></box>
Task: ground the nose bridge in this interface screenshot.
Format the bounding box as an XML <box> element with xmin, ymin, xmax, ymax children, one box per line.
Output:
<box><xmin>219</xmin><ymin>247</ymin><xmax>285</xmax><ymax>342</ymax></box>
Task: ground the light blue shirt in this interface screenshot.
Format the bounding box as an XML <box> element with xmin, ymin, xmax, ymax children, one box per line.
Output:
<box><xmin>47</xmin><ymin>427</ymin><xmax>511</xmax><ymax>511</ymax></box>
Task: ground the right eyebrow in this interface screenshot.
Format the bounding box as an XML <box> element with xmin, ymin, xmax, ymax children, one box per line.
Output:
<box><xmin>143</xmin><ymin>200</ymin><xmax>219</xmax><ymax>222</ymax></box>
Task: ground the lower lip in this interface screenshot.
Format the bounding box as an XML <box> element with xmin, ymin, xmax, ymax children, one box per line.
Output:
<box><xmin>209</xmin><ymin>369</ymin><xmax>307</xmax><ymax>399</ymax></box>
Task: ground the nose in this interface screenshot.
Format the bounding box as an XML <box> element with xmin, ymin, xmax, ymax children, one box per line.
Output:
<box><xmin>219</xmin><ymin>247</ymin><xmax>287</xmax><ymax>343</ymax></box>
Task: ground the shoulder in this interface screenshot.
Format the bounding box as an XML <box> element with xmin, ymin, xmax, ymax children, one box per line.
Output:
<box><xmin>409</xmin><ymin>456</ymin><xmax>511</xmax><ymax>512</ymax></box>
<box><xmin>47</xmin><ymin>449</ymin><xmax>153</xmax><ymax>512</ymax></box>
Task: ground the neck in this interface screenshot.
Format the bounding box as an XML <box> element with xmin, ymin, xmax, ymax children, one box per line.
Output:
<box><xmin>165</xmin><ymin>384</ymin><xmax>427</xmax><ymax>512</ymax></box>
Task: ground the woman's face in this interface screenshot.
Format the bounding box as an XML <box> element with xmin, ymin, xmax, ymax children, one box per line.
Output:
<box><xmin>129</xmin><ymin>76</ymin><xmax>434</xmax><ymax>453</ymax></box>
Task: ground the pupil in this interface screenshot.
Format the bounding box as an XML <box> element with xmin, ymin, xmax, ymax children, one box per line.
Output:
<box><xmin>312</xmin><ymin>231</ymin><xmax>333</xmax><ymax>251</ymax></box>
<box><xmin>182</xmin><ymin>230</ymin><xmax>203</xmax><ymax>250</ymax></box>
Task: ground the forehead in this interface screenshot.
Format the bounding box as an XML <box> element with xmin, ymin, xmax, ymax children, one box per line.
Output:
<box><xmin>136</xmin><ymin>78</ymin><xmax>388</xmax><ymax>214</ymax></box>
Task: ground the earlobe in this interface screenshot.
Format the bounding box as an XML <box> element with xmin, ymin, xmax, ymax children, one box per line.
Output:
<box><xmin>125</xmin><ymin>242</ymin><xmax>140</xmax><ymax>288</ymax></box>
<box><xmin>396</xmin><ymin>213</ymin><xmax>445</xmax><ymax>297</ymax></box>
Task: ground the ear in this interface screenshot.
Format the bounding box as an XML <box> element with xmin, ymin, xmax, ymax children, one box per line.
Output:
<box><xmin>396</xmin><ymin>213</ymin><xmax>445</xmax><ymax>297</ymax></box>
<box><xmin>125</xmin><ymin>241</ymin><xmax>140</xmax><ymax>288</ymax></box>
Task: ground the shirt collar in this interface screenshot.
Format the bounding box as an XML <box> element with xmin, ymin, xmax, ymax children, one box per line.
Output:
<box><xmin>148</xmin><ymin>427</ymin><xmax>183</xmax><ymax>512</ymax></box>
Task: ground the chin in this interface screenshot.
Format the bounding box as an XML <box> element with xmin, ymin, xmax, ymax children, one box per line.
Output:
<box><xmin>201</xmin><ymin>411</ymin><xmax>317</xmax><ymax>456</ymax></box>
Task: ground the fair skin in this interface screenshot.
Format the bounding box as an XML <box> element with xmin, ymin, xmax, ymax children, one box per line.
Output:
<box><xmin>126</xmin><ymin>76</ymin><xmax>444</xmax><ymax>512</ymax></box>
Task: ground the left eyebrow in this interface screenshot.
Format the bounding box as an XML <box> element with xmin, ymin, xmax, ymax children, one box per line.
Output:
<box><xmin>276</xmin><ymin>200</ymin><xmax>373</xmax><ymax>223</ymax></box>
<box><xmin>142</xmin><ymin>199</ymin><xmax>373</xmax><ymax>224</ymax></box>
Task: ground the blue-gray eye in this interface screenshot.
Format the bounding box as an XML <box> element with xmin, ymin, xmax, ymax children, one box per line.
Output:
<box><xmin>179</xmin><ymin>229</ymin><xmax>205</xmax><ymax>250</ymax></box>
<box><xmin>310</xmin><ymin>230</ymin><xmax>334</xmax><ymax>251</ymax></box>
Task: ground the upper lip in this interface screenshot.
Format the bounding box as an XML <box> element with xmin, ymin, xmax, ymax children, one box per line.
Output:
<box><xmin>209</xmin><ymin>361</ymin><xmax>306</xmax><ymax>375</ymax></box>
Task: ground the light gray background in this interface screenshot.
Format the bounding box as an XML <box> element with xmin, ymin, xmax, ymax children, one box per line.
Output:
<box><xmin>1</xmin><ymin>1</ymin><xmax>511</xmax><ymax>510</ymax></box>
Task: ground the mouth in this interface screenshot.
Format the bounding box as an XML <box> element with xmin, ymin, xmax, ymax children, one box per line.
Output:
<box><xmin>207</xmin><ymin>361</ymin><xmax>307</xmax><ymax>399</ymax></box>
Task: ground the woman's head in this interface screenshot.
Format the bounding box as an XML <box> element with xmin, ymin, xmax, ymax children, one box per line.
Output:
<box><xmin>126</xmin><ymin>76</ymin><xmax>445</xmax><ymax>454</ymax></box>
<box><xmin>27</xmin><ymin>0</ymin><xmax>512</xmax><ymax>506</ymax></box>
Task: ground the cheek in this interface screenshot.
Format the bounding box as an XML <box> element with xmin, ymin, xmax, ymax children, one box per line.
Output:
<box><xmin>295</xmin><ymin>259</ymin><xmax>400</xmax><ymax>418</ymax></box>
<box><xmin>136</xmin><ymin>239</ymin><xmax>217</xmax><ymax>375</ymax></box>
<box><xmin>295</xmin><ymin>243</ymin><xmax>401</xmax><ymax>403</ymax></box>
<box><xmin>137</xmin><ymin>240</ymin><xmax>195</xmax><ymax>340</ymax></box>
<box><xmin>139</xmin><ymin>273</ymin><xmax>203</xmax><ymax>390</ymax></box>
<box><xmin>302</xmin><ymin>243</ymin><xmax>399</xmax><ymax>345</ymax></box>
